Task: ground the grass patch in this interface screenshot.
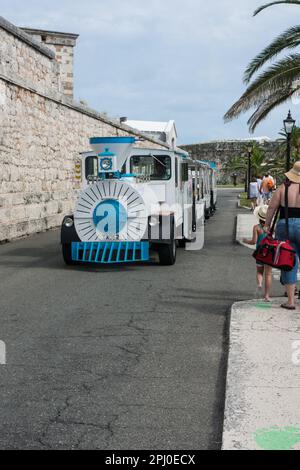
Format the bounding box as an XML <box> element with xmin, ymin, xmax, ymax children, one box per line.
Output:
<box><xmin>239</xmin><ymin>192</ymin><xmax>252</xmax><ymax>208</ymax></box>
<box><xmin>217</xmin><ymin>184</ymin><xmax>244</xmax><ymax>188</ymax></box>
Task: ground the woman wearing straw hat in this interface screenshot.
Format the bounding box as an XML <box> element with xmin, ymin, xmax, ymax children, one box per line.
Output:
<box><xmin>243</xmin><ymin>205</ymin><xmax>273</xmax><ymax>301</ymax></box>
<box><xmin>265</xmin><ymin>161</ymin><xmax>300</xmax><ymax>310</ymax></box>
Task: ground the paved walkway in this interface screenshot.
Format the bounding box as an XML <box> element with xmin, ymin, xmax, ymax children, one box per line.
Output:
<box><xmin>223</xmin><ymin>299</ymin><xmax>300</xmax><ymax>450</ymax></box>
<box><xmin>223</xmin><ymin>211</ymin><xmax>300</xmax><ymax>450</ymax></box>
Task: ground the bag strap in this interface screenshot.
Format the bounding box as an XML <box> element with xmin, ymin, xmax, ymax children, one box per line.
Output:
<box><xmin>270</xmin><ymin>207</ymin><xmax>280</xmax><ymax>235</ymax></box>
<box><xmin>285</xmin><ymin>180</ymin><xmax>290</xmax><ymax>240</ymax></box>
<box><xmin>269</xmin><ymin>180</ymin><xmax>290</xmax><ymax>236</ymax></box>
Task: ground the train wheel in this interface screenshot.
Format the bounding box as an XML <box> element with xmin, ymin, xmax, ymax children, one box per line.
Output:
<box><xmin>178</xmin><ymin>239</ymin><xmax>186</xmax><ymax>248</ymax></box>
<box><xmin>158</xmin><ymin>240</ymin><xmax>177</xmax><ymax>266</ymax></box>
<box><xmin>62</xmin><ymin>243</ymin><xmax>76</xmax><ymax>266</ymax></box>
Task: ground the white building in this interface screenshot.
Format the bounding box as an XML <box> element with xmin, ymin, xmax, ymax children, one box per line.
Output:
<box><xmin>124</xmin><ymin>119</ymin><xmax>178</xmax><ymax>149</ymax></box>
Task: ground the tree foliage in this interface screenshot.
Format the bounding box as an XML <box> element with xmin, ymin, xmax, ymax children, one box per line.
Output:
<box><xmin>223</xmin><ymin>128</ymin><xmax>300</xmax><ymax>182</ymax></box>
<box><xmin>224</xmin><ymin>1</ymin><xmax>300</xmax><ymax>131</ymax></box>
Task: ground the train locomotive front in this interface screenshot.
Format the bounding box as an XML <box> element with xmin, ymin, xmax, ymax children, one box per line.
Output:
<box><xmin>61</xmin><ymin>137</ymin><xmax>181</xmax><ymax>266</ymax></box>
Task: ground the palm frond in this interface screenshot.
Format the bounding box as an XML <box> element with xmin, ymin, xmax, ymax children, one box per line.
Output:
<box><xmin>244</xmin><ymin>26</ymin><xmax>300</xmax><ymax>83</ymax></box>
<box><xmin>254</xmin><ymin>1</ymin><xmax>300</xmax><ymax>17</ymax></box>
<box><xmin>224</xmin><ymin>54</ymin><xmax>300</xmax><ymax>121</ymax></box>
<box><xmin>247</xmin><ymin>87</ymin><xmax>296</xmax><ymax>132</ymax></box>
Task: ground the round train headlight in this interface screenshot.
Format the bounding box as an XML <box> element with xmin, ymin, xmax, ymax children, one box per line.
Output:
<box><xmin>100</xmin><ymin>158</ymin><xmax>113</xmax><ymax>171</ymax></box>
<box><xmin>64</xmin><ymin>217</ymin><xmax>74</xmax><ymax>228</ymax></box>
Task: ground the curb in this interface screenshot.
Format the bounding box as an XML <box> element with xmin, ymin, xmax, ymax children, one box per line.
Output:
<box><xmin>237</xmin><ymin>200</ymin><xmax>251</xmax><ymax>211</ymax></box>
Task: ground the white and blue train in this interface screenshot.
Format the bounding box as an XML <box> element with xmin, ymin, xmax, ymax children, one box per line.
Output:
<box><xmin>61</xmin><ymin>137</ymin><xmax>217</xmax><ymax>266</ymax></box>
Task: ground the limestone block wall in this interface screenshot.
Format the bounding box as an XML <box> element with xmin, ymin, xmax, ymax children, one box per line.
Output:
<box><xmin>181</xmin><ymin>140</ymin><xmax>282</xmax><ymax>164</ymax></box>
<box><xmin>21</xmin><ymin>28</ymin><xmax>79</xmax><ymax>98</ymax></box>
<box><xmin>0</xmin><ymin>17</ymin><xmax>167</xmax><ymax>243</ymax></box>
<box><xmin>181</xmin><ymin>140</ymin><xmax>283</xmax><ymax>182</ymax></box>
<box><xmin>0</xmin><ymin>18</ymin><xmax>60</xmax><ymax>96</ymax></box>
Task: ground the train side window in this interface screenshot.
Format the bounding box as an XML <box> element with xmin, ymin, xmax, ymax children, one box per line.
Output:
<box><xmin>85</xmin><ymin>156</ymin><xmax>98</xmax><ymax>178</ymax></box>
<box><xmin>175</xmin><ymin>158</ymin><xmax>178</xmax><ymax>187</ymax></box>
<box><xmin>181</xmin><ymin>163</ymin><xmax>189</xmax><ymax>182</ymax></box>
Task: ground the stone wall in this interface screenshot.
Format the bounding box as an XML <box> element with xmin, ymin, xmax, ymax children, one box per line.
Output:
<box><xmin>181</xmin><ymin>140</ymin><xmax>281</xmax><ymax>163</ymax></box>
<box><xmin>0</xmin><ymin>17</ymin><xmax>168</xmax><ymax>243</ymax></box>
<box><xmin>0</xmin><ymin>18</ymin><xmax>60</xmax><ymax>96</ymax></box>
<box><xmin>181</xmin><ymin>140</ymin><xmax>283</xmax><ymax>182</ymax></box>
<box><xmin>21</xmin><ymin>28</ymin><xmax>78</xmax><ymax>99</ymax></box>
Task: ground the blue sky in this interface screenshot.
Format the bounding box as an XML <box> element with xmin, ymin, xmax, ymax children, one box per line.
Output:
<box><xmin>1</xmin><ymin>0</ymin><xmax>300</xmax><ymax>144</ymax></box>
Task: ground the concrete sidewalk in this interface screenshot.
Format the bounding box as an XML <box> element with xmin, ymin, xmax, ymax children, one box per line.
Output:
<box><xmin>223</xmin><ymin>212</ymin><xmax>300</xmax><ymax>450</ymax></box>
<box><xmin>223</xmin><ymin>299</ymin><xmax>300</xmax><ymax>450</ymax></box>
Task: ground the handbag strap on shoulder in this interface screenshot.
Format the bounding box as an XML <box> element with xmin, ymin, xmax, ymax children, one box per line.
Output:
<box><xmin>284</xmin><ymin>179</ymin><xmax>290</xmax><ymax>240</ymax></box>
<box><xmin>270</xmin><ymin>208</ymin><xmax>279</xmax><ymax>235</ymax></box>
<box><xmin>269</xmin><ymin>180</ymin><xmax>290</xmax><ymax>237</ymax></box>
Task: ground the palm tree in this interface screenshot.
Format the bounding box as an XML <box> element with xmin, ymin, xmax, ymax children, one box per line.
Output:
<box><xmin>278</xmin><ymin>124</ymin><xmax>300</xmax><ymax>158</ymax></box>
<box><xmin>258</xmin><ymin>125</ymin><xmax>300</xmax><ymax>181</ymax></box>
<box><xmin>254</xmin><ymin>1</ymin><xmax>300</xmax><ymax>16</ymax></box>
<box><xmin>223</xmin><ymin>142</ymin><xmax>270</xmax><ymax>192</ymax></box>
<box><xmin>224</xmin><ymin>1</ymin><xmax>300</xmax><ymax>132</ymax></box>
<box><xmin>223</xmin><ymin>154</ymin><xmax>248</xmax><ymax>190</ymax></box>
<box><xmin>224</xmin><ymin>143</ymin><xmax>267</xmax><ymax>176</ymax></box>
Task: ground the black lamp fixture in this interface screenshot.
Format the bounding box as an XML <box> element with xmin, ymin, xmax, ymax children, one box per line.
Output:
<box><xmin>284</xmin><ymin>110</ymin><xmax>296</xmax><ymax>135</ymax></box>
<box><xmin>283</xmin><ymin>110</ymin><xmax>296</xmax><ymax>172</ymax></box>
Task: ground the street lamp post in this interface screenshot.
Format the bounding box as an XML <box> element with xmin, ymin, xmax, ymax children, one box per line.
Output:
<box><xmin>284</xmin><ymin>110</ymin><xmax>296</xmax><ymax>172</ymax></box>
<box><xmin>247</xmin><ymin>144</ymin><xmax>253</xmax><ymax>199</ymax></box>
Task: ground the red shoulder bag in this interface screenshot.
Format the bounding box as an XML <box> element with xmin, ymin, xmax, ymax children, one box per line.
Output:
<box><xmin>253</xmin><ymin>182</ymin><xmax>296</xmax><ymax>271</ymax></box>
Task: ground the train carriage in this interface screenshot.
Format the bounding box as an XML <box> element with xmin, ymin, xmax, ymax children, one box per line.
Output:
<box><xmin>61</xmin><ymin>137</ymin><xmax>217</xmax><ymax>266</ymax></box>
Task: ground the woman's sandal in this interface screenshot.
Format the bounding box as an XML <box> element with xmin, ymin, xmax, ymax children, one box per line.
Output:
<box><xmin>281</xmin><ymin>303</ymin><xmax>296</xmax><ymax>311</ymax></box>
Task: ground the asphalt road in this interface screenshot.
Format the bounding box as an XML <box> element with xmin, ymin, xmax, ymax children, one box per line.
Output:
<box><xmin>0</xmin><ymin>189</ymin><xmax>255</xmax><ymax>450</ymax></box>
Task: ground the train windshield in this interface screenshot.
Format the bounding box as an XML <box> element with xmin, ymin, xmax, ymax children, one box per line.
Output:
<box><xmin>130</xmin><ymin>155</ymin><xmax>171</xmax><ymax>181</ymax></box>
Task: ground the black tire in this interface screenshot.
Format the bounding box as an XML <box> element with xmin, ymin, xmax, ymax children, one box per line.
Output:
<box><xmin>178</xmin><ymin>239</ymin><xmax>186</xmax><ymax>248</ymax></box>
<box><xmin>62</xmin><ymin>243</ymin><xmax>76</xmax><ymax>266</ymax></box>
<box><xmin>158</xmin><ymin>240</ymin><xmax>177</xmax><ymax>266</ymax></box>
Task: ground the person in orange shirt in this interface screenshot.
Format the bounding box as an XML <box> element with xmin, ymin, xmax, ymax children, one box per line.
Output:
<box><xmin>260</xmin><ymin>174</ymin><xmax>274</xmax><ymax>203</ymax></box>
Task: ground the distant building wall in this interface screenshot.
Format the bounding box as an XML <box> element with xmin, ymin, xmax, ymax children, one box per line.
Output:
<box><xmin>181</xmin><ymin>140</ymin><xmax>282</xmax><ymax>182</ymax></box>
<box><xmin>0</xmin><ymin>16</ymin><xmax>168</xmax><ymax>243</ymax></box>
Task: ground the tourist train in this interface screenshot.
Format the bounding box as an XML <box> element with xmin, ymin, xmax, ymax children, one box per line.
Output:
<box><xmin>61</xmin><ymin>137</ymin><xmax>217</xmax><ymax>266</ymax></box>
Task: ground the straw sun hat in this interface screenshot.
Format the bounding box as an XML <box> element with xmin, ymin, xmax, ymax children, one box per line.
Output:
<box><xmin>254</xmin><ymin>205</ymin><xmax>269</xmax><ymax>221</ymax></box>
<box><xmin>285</xmin><ymin>161</ymin><xmax>300</xmax><ymax>183</ymax></box>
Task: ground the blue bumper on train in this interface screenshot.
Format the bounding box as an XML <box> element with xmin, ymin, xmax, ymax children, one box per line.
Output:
<box><xmin>71</xmin><ymin>241</ymin><xmax>150</xmax><ymax>264</ymax></box>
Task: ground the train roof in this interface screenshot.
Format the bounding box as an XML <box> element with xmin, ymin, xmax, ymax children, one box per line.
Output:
<box><xmin>80</xmin><ymin>146</ymin><xmax>190</xmax><ymax>158</ymax></box>
<box><xmin>195</xmin><ymin>160</ymin><xmax>217</xmax><ymax>171</ymax></box>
